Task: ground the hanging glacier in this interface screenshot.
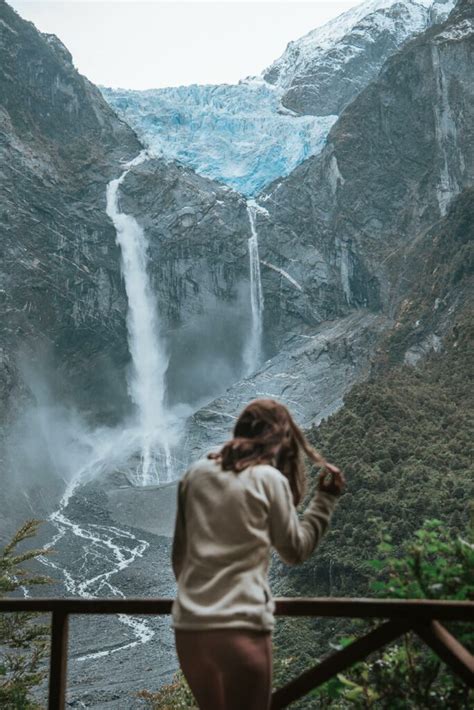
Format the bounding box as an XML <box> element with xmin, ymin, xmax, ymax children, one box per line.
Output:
<box><xmin>101</xmin><ymin>79</ymin><xmax>337</xmax><ymax>197</ymax></box>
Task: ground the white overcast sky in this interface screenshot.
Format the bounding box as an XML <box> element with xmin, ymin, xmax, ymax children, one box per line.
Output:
<box><xmin>9</xmin><ymin>1</ymin><xmax>358</xmax><ymax>89</ymax></box>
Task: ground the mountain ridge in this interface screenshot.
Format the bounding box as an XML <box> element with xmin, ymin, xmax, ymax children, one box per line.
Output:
<box><xmin>256</xmin><ymin>0</ymin><xmax>473</xmax><ymax>333</ymax></box>
<box><xmin>263</xmin><ymin>0</ymin><xmax>456</xmax><ymax>114</ymax></box>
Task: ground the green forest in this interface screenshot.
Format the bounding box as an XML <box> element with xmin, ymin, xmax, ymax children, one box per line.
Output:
<box><xmin>271</xmin><ymin>310</ymin><xmax>473</xmax><ymax>707</ymax></box>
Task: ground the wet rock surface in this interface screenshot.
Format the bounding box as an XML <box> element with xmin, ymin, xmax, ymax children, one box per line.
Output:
<box><xmin>119</xmin><ymin>160</ymin><xmax>249</xmax><ymax>327</ymax></box>
<box><xmin>182</xmin><ymin>311</ymin><xmax>390</xmax><ymax>463</ymax></box>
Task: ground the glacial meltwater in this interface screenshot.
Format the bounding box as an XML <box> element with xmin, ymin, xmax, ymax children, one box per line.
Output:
<box><xmin>243</xmin><ymin>200</ymin><xmax>265</xmax><ymax>375</ymax></box>
<box><xmin>106</xmin><ymin>152</ymin><xmax>176</xmax><ymax>486</ymax></box>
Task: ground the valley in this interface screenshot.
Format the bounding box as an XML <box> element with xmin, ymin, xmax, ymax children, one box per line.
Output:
<box><xmin>0</xmin><ymin>0</ymin><xmax>472</xmax><ymax>705</ymax></box>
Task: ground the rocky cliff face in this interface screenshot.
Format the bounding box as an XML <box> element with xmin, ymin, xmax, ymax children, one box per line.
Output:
<box><xmin>376</xmin><ymin>186</ymin><xmax>474</xmax><ymax>368</ymax></box>
<box><xmin>0</xmin><ymin>0</ymin><xmax>140</xmax><ymax>420</ymax></box>
<box><xmin>257</xmin><ymin>0</ymin><xmax>473</xmax><ymax>333</ymax></box>
<box><xmin>117</xmin><ymin>158</ymin><xmax>253</xmax><ymax>406</ymax></box>
<box><xmin>264</xmin><ymin>0</ymin><xmax>456</xmax><ymax>115</ymax></box>
<box><xmin>0</xmin><ymin>1</ymin><xmax>251</xmax><ymax>422</ymax></box>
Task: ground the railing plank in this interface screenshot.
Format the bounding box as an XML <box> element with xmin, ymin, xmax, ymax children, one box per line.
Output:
<box><xmin>1</xmin><ymin>597</ymin><xmax>472</xmax><ymax>708</ymax></box>
<box><xmin>414</xmin><ymin>621</ymin><xmax>474</xmax><ymax>688</ymax></box>
<box><xmin>0</xmin><ymin>597</ymin><xmax>472</xmax><ymax>621</ymax></box>
<box><xmin>271</xmin><ymin>620</ymin><xmax>412</xmax><ymax>708</ymax></box>
<box><xmin>273</xmin><ymin>598</ymin><xmax>474</xmax><ymax>621</ymax></box>
<box><xmin>49</xmin><ymin>610</ymin><xmax>69</xmax><ymax>710</ymax></box>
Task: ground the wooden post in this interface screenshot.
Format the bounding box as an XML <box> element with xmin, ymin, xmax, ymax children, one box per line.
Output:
<box><xmin>48</xmin><ymin>610</ymin><xmax>69</xmax><ymax>710</ymax></box>
<box><xmin>271</xmin><ymin>620</ymin><xmax>411</xmax><ymax>709</ymax></box>
<box><xmin>415</xmin><ymin>621</ymin><xmax>474</xmax><ymax>688</ymax></box>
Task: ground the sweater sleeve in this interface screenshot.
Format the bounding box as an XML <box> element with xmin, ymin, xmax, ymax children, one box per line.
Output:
<box><xmin>171</xmin><ymin>478</ymin><xmax>187</xmax><ymax>581</ymax></box>
<box><xmin>268</xmin><ymin>471</ymin><xmax>338</xmax><ymax>565</ymax></box>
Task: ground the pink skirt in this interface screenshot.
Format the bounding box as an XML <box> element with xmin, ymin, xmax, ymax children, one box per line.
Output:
<box><xmin>174</xmin><ymin>628</ymin><xmax>272</xmax><ymax>710</ymax></box>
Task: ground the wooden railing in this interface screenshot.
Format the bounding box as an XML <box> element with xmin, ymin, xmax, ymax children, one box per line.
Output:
<box><xmin>0</xmin><ymin>597</ymin><xmax>472</xmax><ymax>709</ymax></box>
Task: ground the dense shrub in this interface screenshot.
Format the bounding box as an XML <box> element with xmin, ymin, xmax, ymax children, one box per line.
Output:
<box><xmin>310</xmin><ymin>520</ymin><xmax>473</xmax><ymax>709</ymax></box>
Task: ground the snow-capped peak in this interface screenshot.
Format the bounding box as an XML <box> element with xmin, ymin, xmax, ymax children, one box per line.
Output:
<box><xmin>264</xmin><ymin>0</ymin><xmax>456</xmax><ymax>106</ymax></box>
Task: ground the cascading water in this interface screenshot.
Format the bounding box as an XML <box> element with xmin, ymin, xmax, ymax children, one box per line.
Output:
<box><xmin>106</xmin><ymin>151</ymin><xmax>174</xmax><ymax>485</ymax></box>
<box><xmin>34</xmin><ymin>151</ymin><xmax>177</xmax><ymax>661</ymax></box>
<box><xmin>243</xmin><ymin>200</ymin><xmax>265</xmax><ymax>375</ymax></box>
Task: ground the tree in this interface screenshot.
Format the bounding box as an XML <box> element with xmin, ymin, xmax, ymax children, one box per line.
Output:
<box><xmin>314</xmin><ymin>520</ymin><xmax>473</xmax><ymax>708</ymax></box>
<box><xmin>0</xmin><ymin>520</ymin><xmax>52</xmax><ymax>709</ymax></box>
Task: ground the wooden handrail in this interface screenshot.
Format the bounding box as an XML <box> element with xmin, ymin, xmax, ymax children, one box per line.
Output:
<box><xmin>1</xmin><ymin>596</ymin><xmax>472</xmax><ymax>619</ymax></box>
<box><xmin>1</xmin><ymin>597</ymin><xmax>472</xmax><ymax>709</ymax></box>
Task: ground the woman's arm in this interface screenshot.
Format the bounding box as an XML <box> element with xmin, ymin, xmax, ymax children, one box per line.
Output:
<box><xmin>268</xmin><ymin>469</ymin><xmax>343</xmax><ymax>565</ymax></box>
<box><xmin>171</xmin><ymin>479</ymin><xmax>187</xmax><ymax>581</ymax></box>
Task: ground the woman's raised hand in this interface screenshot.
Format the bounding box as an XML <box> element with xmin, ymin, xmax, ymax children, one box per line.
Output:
<box><xmin>317</xmin><ymin>463</ymin><xmax>346</xmax><ymax>496</ymax></box>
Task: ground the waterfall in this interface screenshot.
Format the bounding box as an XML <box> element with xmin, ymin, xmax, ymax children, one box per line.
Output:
<box><xmin>243</xmin><ymin>200</ymin><xmax>264</xmax><ymax>375</ymax></box>
<box><xmin>431</xmin><ymin>44</ymin><xmax>461</xmax><ymax>216</ymax></box>
<box><xmin>106</xmin><ymin>152</ymin><xmax>173</xmax><ymax>485</ymax></box>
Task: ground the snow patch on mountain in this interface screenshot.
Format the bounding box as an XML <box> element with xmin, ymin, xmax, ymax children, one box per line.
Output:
<box><xmin>435</xmin><ymin>17</ymin><xmax>473</xmax><ymax>42</ymax></box>
<box><xmin>102</xmin><ymin>80</ymin><xmax>337</xmax><ymax>197</ymax></box>
<box><xmin>264</xmin><ymin>0</ymin><xmax>456</xmax><ymax>113</ymax></box>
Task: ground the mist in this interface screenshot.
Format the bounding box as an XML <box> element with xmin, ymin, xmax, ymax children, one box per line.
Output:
<box><xmin>3</xmin><ymin>279</ymin><xmax>256</xmax><ymax>502</ymax></box>
<box><xmin>5</xmin><ymin>359</ymin><xmax>137</xmax><ymax>497</ymax></box>
<box><xmin>165</xmin><ymin>284</ymin><xmax>255</xmax><ymax>410</ymax></box>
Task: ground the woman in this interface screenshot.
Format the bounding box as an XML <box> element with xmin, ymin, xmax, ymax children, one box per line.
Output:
<box><xmin>171</xmin><ymin>398</ymin><xmax>345</xmax><ymax>710</ymax></box>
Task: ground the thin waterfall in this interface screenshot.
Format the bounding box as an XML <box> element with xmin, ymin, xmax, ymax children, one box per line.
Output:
<box><xmin>106</xmin><ymin>152</ymin><xmax>173</xmax><ymax>485</ymax></box>
<box><xmin>243</xmin><ymin>200</ymin><xmax>264</xmax><ymax>375</ymax></box>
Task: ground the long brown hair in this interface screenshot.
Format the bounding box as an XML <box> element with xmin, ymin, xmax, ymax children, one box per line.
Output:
<box><xmin>208</xmin><ymin>399</ymin><xmax>327</xmax><ymax>506</ymax></box>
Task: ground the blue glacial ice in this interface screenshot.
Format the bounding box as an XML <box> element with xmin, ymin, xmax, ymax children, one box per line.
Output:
<box><xmin>102</xmin><ymin>79</ymin><xmax>337</xmax><ymax>197</ymax></box>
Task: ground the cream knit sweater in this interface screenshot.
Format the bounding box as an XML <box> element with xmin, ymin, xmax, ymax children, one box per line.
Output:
<box><xmin>171</xmin><ymin>455</ymin><xmax>338</xmax><ymax>632</ymax></box>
